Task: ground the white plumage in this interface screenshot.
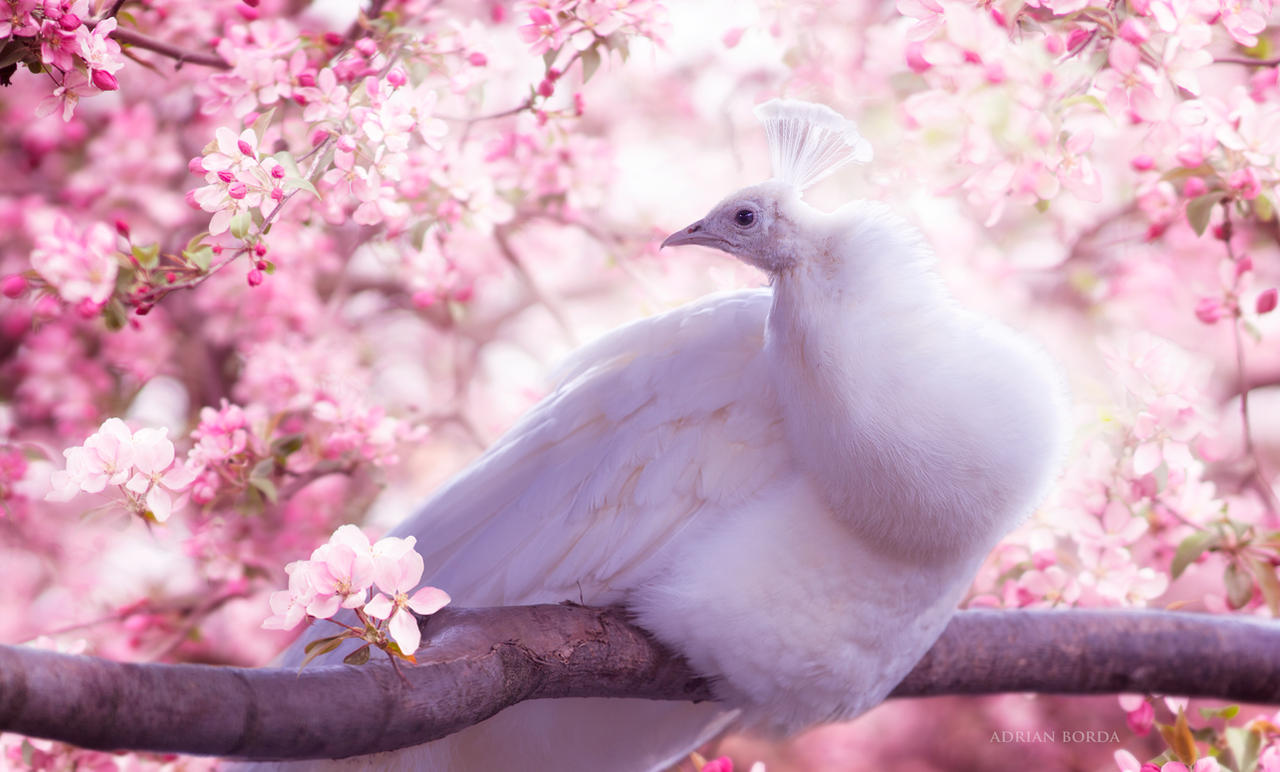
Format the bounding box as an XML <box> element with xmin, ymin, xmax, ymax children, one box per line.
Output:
<box><xmin>259</xmin><ymin>99</ymin><xmax>1068</xmax><ymax>771</ymax></box>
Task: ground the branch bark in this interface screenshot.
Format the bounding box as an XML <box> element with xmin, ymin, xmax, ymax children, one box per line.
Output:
<box><xmin>1</xmin><ymin>606</ymin><xmax>1278</xmax><ymax>761</ymax></box>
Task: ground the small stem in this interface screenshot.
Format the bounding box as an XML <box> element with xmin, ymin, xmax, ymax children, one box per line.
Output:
<box><xmin>1214</xmin><ymin>55</ymin><xmax>1280</xmax><ymax>67</ymax></box>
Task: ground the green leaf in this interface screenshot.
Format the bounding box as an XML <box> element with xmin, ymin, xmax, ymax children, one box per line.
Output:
<box><xmin>1186</xmin><ymin>193</ymin><xmax>1224</xmax><ymax>237</ymax></box>
<box><xmin>1198</xmin><ymin>704</ymin><xmax>1240</xmax><ymax>721</ymax></box>
<box><xmin>131</xmin><ymin>243</ymin><xmax>160</xmax><ymax>269</ymax></box>
<box><xmin>1225</xmin><ymin>726</ymin><xmax>1261</xmax><ymax>772</ymax></box>
<box><xmin>580</xmin><ymin>45</ymin><xmax>602</xmax><ymax>83</ymax></box>
<box><xmin>1253</xmin><ymin>193</ymin><xmax>1274</xmax><ymax>222</ymax></box>
<box><xmin>271</xmin><ymin>433</ymin><xmax>305</xmax><ymax>458</ymax></box>
<box><xmin>103</xmin><ymin>298</ymin><xmax>127</xmax><ymax>331</ymax></box>
<box><xmin>250</xmin><ymin>108</ymin><xmax>277</xmax><ymax>148</ymax></box>
<box><xmin>1159</xmin><ymin>709</ymin><xmax>1198</xmax><ymax>765</ymax></box>
<box><xmin>299</xmin><ymin>634</ymin><xmax>348</xmax><ymax>670</ymax></box>
<box><xmin>184</xmin><ymin>246</ymin><xmax>214</xmax><ymax>272</ymax></box>
<box><xmin>1225</xmin><ymin>561</ymin><xmax>1255</xmax><ymax>609</ymax></box>
<box><xmin>343</xmin><ymin>646</ymin><xmax>371</xmax><ymax>666</ymax></box>
<box><xmin>1172</xmin><ymin>530</ymin><xmax>1219</xmax><ymax>578</ymax></box>
<box><xmin>229</xmin><ymin>209</ymin><xmax>252</xmax><ymax>240</ymax></box>
<box><xmin>1247</xmin><ymin>556</ymin><xmax>1280</xmax><ymax>616</ymax></box>
<box><xmin>283</xmin><ymin>177</ymin><xmax>319</xmax><ymax>197</ymax></box>
<box><xmin>248</xmin><ymin>476</ymin><xmax>278</xmax><ymax>505</ymax></box>
<box><xmin>1059</xmin><ymin>93</ymin><xmax>1106</xmax><ymax>113</ymax></box>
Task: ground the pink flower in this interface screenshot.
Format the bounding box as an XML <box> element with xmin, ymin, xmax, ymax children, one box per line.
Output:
<box><xmin>75</xmin><ymin>17</ymin><xmax>124</xmax><ymax>91</ymax></box>
<box><xmin>364</xmin><ymin>535</ymin><xmax>450</xmax><ymax>654</ymax></box>
<box><xmin>123</xmin><ymin>427</ymin><xmax>197</xmax><ymax>522</ymax></box>
<box><xmin>46</xmin><ymin>417</ymin><xmax>135</xmax><ymax>500</ymax></box>
<box><xmin>1118</xmin><ymin>694</ymin><xmax>1154</xmax><ymax>735</ymax></box>
<box><xmin>305</xmin><ymin>525</ymin><xmax>376</xmax><ymax>618</ymax></box>
<box><xmin>30</xmin><ymin>215</ymin><xmax>117</xmax><ymax>307</ymax></box>
<box><xmin>262</xmin><ymin>561</ymin><xmax>316</xmax><ymax>631</ymax></box>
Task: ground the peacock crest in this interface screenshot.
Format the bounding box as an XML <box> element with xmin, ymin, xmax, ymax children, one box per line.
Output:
<box><xmin>754</xmin><ymin>99</ymin><xmax>873</xmax><ymax>192</ymax></box>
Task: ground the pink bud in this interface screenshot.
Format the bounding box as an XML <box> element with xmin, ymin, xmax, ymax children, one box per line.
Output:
<box><xmin>1125</xmin><ymin>700</ymin><xmax>1154</xmax><ymax>736</ymax></box>
<box><xmin>537</xmin><ymin>79</ymin><xmax>554</xmax><ymax>97</ymax></box>
<box><xmin>468</xmin><ymin>52</ymin><xmax>488</xmax><ymax>66</ymax></box>
<box><xmin>297</xmin><ymin>71</ymin><xmax>316</xmax><ymax>88</ymax></box>
<box><xmin>1044</xmin><ymin>34</ymin><xmax>1065</xmax><ymax>55</ymax></box>
<box><xmin>548</xmin><ymin>67</ymin><xmax>562</xmax><ymax>81</ymax></box>
<box><xmin>1195</xmin><ymin>297</ymin><xmax>1225</xmax><ymax>324</ymax></box>
<box><xmin>256</xmin><ymin>259</ymin><xmax>268</xmax><ymax>270</ymax></box>
<box><xmin>490</xmin><ymin>3</ymin><xmax>505</xmax><ymax>23</ymax></box>
<box><xmin>310</xmin><ymin>129</ymin><xmax>329</xmax><ymax>147</ymax></box>
<box><xmin>247</xmin><ymin>269</ymin><xmax>264</xmax><ymax>287</ymax></box>
<box><xmin>1066</xmin><ymin>27</ymin><xmax>1091</xmax><ymax>52</ymax></box>
<box><xmin>905</xmin><ymin>41</ymin><xmax>931</xmax><ymax>73</ymax></box>
<box><xmin>701</xmin><ymin>757</ymin><xmax>733</xmax><ymax>772</ymax></box>
<box><xmin>1182</xmin><ymin>177</ymin><xmax>1207</xmax><ymax>197</ymax></box>
<box><xmin>188</xmin><ymin>157</ymin><xmax>206</xmax><ymax>174</ymax></box>
<box><xmin>76</xmin><ymin>298</ymin><xmax>101</xmax><ymax>319</ymax></box>
<box><xmin>115</xmin><ymin>219</ymin><xmax>130</xmax><ymax>238</ymax></box>
<box><xmin>59</xmin><ymin>13</ymin><xmax>81</xmax><ymax>30</ymax></box>
<box><xmin>91</xmin><ymin>69</ymin><xmax>118</xmax><ymax>91</ymax></box>
<box><xmin>1258</xmin><ymin>288</ymin><xmax>1278</xmax><ymax>314</ymax></box>
<box><xmin>336</xmin><ymin>134</ymin><xmax>357</xmax><ymax>153</ymax></box>
<box><xmin>962</xmin><ymin>50</ymin><xmax>981</xmax><ymax>64</ymax></box>
<box><xmin>270</xmin><ymin>187</ymin><xmax>284</xmax><ymax>200</ymax></box>
<box><xmin>1236</xmin><ymin>254</ymin><xmax>1254</xmax><ymax>276</ymax></box>
<box><xmin>573</xmin><ymin>92</ymin><xmax>584</xmax><ymax>116</ymax></box>
<box><xmin>1</xmin><ymin>274</ymin><xmax>27</xmax><ymax>298</ymax></box>
<box><xmin>243</xmin><ymin>0</ymin><xmax>259</xmax><ymax>6</ymax></box>
<box><xmin>411</xmin><ymin>289</ymin><xmax>436</xmax><ymax>308</ymax></box>
<box><xmin>387</xmin><ymin>67</ymin><xmax>407</xmax><ymax>87</ymax></box>
<box><xmin>217</xmin><ymin>170</ymin><xmax>234</xmax><ymax>183</ymax></box>
<box><xmin>228</xmin><ymin>182</ymin><xmax>247</xmax><ymax>200</ymax></box>
<box><xmin>1118</xmin><ymin>18</ymin><xmax>1149</xmax><ymax>44</ymax></box>
<box><xmin>722</xmin><ymin>27</ymin><xmax>745</xmax><ymax>48</ymax></box>
<box><xmin>165</xmin><ymin>272</ymin><xmax>176</xmax><ymax>283</ymax></box>
<box><xmin>212</xmin><ymin>245</ymin><xmax>224</xmax><ymax>255</ymax></box>
<box><xmin>354</xmin><ymin>37</ymin><xmax>377</xmax><ymax>57</ymax></box>
<box><xmin>1130</xmin><ymin>154</ymin><xmax>1154</xmax><ymax>171</ymax></box>
<box><xmin>324</xmin><ymin>32</ymin><xmax>343</xmax><ymax>46</ymax></box>
<box><xmin>1228</xmin><ymin>167</ymin><xmax>1261</xmax><ymax>199</ymax></box>
<box><xmin>237</xmin><ymin>139</ymin><xmax>254</xmax><ymax>157</ymax></box>
<box><xmin>237</xmin><ymin>2</ymin><xmax>260</xmax><ymax>20</ymax></box>
<box><xmin>254</xmin><ymin>243</ymin><xmax>268</xmax><ymax>257</ymax></box>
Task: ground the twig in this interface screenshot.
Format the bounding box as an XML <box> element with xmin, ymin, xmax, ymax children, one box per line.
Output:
<box><xmin>88</xmin><ymin>22</ymin><xmax>229</xmax><ymax>71</ymax></box>
<box><xmin>2</xmin><ymin>607</ymin><xmax>1279</xmax><ymax>761</ymax></box>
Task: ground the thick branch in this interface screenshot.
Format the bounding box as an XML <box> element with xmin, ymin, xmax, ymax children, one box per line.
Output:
<box><xmin>1</xmin><ymin>607</ymin><xmax>1278</xmax><ymax>761</ymax></box>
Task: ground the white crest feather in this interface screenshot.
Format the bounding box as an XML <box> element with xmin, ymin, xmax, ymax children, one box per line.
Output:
<box><xmin>753</xmin><ymin>99</ymin><xmax>873</xmax><ymax>191</ymax></box>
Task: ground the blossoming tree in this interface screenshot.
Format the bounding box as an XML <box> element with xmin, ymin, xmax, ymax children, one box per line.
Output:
<box><xmin>2</xmin><ymin>0</ymin><xmax>1280</xmax><ymax>769</ymax></box>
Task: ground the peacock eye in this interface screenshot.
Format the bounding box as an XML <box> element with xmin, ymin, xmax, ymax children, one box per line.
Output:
<box><xmin>734</xmin><ymin>209</ymin><xmax>755</xmax><ymax>227</ymax></box>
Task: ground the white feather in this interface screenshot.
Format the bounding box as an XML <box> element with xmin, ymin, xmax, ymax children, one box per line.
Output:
<box><xmin>754</xmin><ymin>99</ymin><xmax>873</xmax><ymax>191</ymax></box>
<box><xmin>244</xmin><ymin>101</ymin><xmax>1068</xmax><ymax>772</ymax></box>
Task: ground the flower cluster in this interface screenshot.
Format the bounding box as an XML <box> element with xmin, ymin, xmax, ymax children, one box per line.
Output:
<box><xmin>263</xmin><ymin>524</ymin><xmax>451</xmax><ymax>660</ymax></box>
<box><xmin>47</xmin><ymin>417</ymin><xmax>197</xmax><ymax>522</ymax></box>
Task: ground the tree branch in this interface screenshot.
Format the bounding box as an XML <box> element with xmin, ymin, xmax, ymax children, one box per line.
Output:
<box><xmin>1</xmin><ymin>607</ymin><xmax>1278</xmax><ymax>761</ymax></box>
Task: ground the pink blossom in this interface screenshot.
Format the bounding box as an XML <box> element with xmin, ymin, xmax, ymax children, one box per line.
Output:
<box><xmin>46</xmin><ymin>417</ymin><xmax>135</xmax><ymax>500</ymax></box>
<box><xmin>262</xmin><ymin>561</ymin><xmax>315</xmax><ymax>631</ymax></box>
<box><xmin>123</xmin><ymin>427</ymin><xmax>196</xmax><ymax>522</ymax></box>
<box><xmin>305</xmin><ymin>524</ymin><xmax>376</xmax><ymax>618</ymax></box>
<box><xmin>74</xmin><ymin>17</ymin><xmax>124</xmax><ymax>91</ymax></box>
<box><xmin>364</xmin><ymin>535</ymin><xmax>450</xmax><ymax>654</ymax></box>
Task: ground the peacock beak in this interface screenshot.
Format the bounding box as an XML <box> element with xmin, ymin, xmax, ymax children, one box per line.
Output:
<box><xmin>661</xmin><ymin>220</ymin><xmax>721</xmax><ymax>250</ymax></box>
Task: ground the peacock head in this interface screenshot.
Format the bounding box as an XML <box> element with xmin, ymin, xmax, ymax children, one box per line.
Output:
<box><xmin>661</xmin><ymin>99</ymin><xmax>872</xmax><ymax>275</ymax></box>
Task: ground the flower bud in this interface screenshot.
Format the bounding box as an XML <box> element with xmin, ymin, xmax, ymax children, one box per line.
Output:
<box><xmin>1258</xmin><ymin>288</ymin><xmax>1278</xmax><ymax>315</ymax></box>
<box><xmin>1130</xmin><ymin>154</ymin><xmax>1154</xmax><ymax>171</ymax></box>
<box><xmin>228</xmin><ymin>182</ymin><xmax>247</xmax><ymax>199</ymax></box>
<box><xmin>1</xmin><ymin>274</ymin><xmax>27</xmax><ymax>298</ymax></box>
<box><xmin>1194</xmin><ymin>297</ymin><xmax>1225</xmax><ymax>325</ymax></box>
<box><xmin>238</xmin><ymin>139</ymin><xmax>255</xmax><ymax>157</ymax></box>
<box><xmin>91</xmin><ymin>69</ymin><xmax>118</xmax><ymax>91</ymax></box>
<box><xmin>387</xmin><ymin>67</ymin><xmax>407</xmax><ymax>87</ymax></box>
<box><xmin>468</xmin><ymin>52</ymin><xmax>488</xmax><ymax>66</ymax></box>
<box><xmin>247</xmin><ymin>269</ymin><xmax>264</xmax><ymax>287</ymax></box>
